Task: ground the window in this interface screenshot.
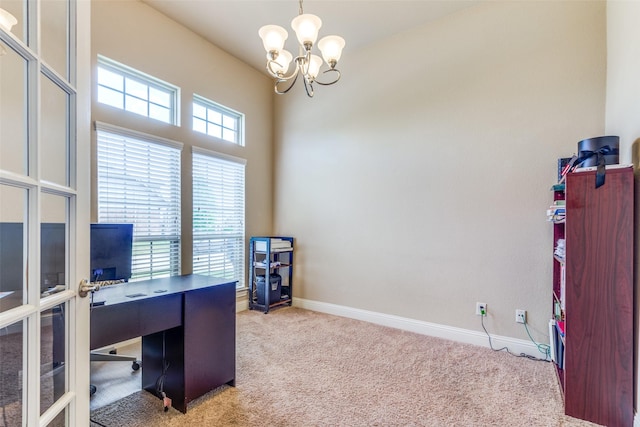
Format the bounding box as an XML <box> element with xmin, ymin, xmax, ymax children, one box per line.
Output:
<box><xmin>97</xmin><ymin>55</ymin><xmax>179</xmax><ymax>125</ymax></box>
<box><xmin>95</xmin><ymin>122</ymin><xmax>182</xmax><ymax>280</ymax></box>
<box><xmin>192</xmin><ymin>147</ymin><xmax>245</xmax><ymax>288</ymax></box>
<box><xmin>192</xmin><ymin>95</ymin><xmax>244</xmax><ymax>146</ymax></box>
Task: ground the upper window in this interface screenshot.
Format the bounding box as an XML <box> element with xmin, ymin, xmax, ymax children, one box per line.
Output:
<box><xmin>192</xmin><ymin>95</ymin><xmax>244</xmax><ymax>146</ymax></box>
<box><xmin>95</xmin><ymin>122</ymin><xmax>182</xmax><ymax>280</ymax></box>
<box><xmin>97</xmin><ymin>55</ymin><xmax>180</xmax><ymax>125</ymax></box>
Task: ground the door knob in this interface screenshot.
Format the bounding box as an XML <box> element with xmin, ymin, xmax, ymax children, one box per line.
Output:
<box><xmin>78</xmin><ymin>279</ymin><xmax>100</xmax><ymax>298</ymax></box>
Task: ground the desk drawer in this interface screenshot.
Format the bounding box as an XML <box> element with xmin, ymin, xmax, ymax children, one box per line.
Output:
<box><xmin>90</xmin><ymin>293</ymin><xmax>182</xmax><ymax>349</ymax></box>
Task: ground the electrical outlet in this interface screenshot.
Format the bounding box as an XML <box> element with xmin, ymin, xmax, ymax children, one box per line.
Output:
<box><xmin>516</xmin><ymin>309</ymin><xmax>526</xmax><ymax>323</ymax></box>
<box><xmin>476</xmin><ymin>302</ymin><xmax>487</xmax><ymax>316</ymax></box>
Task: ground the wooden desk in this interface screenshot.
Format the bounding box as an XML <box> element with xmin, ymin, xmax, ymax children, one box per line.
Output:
<box><xmin>90</xmin><ymin>274</ymin><xmax>236</xmax><ymax>413</ymax></box>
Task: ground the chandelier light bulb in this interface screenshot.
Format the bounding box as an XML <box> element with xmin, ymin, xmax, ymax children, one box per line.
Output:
<box><xmin>259</xmin><ymin>25</ymin><xmax>288</xmax><ymax>53</ymax></box>
<box><xmin>317</xmin><ymin>35</ymin><xmax>345</xmax><ymax>67</ymax></box>
<box><xmin>0</xmin><ymin>8</ymin><xmax>17</xmax><ymax>32</ymax></box>
<box><xmin>306</xmin><ymin>54</ymin><xmax>323</xmax><ymax>79</ymax></box>
<box><xmin>269</xmin><ymin>50</ymin><xmax>293</xmax><ymax>75</ymax></box>
<box><xmin>291</xmin><ymin>13</ymin><xmax>322</xmax><ymax>47</ymax></box>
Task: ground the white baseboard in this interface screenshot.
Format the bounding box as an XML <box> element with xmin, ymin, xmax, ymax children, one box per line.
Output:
<box><xmin>292</xmin><ymin>297</ymin><xmax>544</xmax><ymax>359</ymax></box>
<box><xmin>635</xmin><ymin>412</ymin><xmax>640</xmax><ymax>427</ymax></box>
<box><xmin>237</xmin><ymin>298</ymin><xmax>249</xmax><ymax>313</ymax></box>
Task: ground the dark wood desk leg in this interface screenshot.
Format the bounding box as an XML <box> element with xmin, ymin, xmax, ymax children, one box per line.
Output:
<box><xmin>141</xmin><ymin>326</ymin><xmax>186</xmax><ymax>413</ymax></box>
<box><xmin>183</xmin><ymin>282</ymin><xmax>236</xmax><ymax>407</ymax></box>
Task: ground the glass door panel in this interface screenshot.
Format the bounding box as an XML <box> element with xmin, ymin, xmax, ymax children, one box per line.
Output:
<box><xmin>40</xmin><ymin>74</ymin><xmax>69</xmax><ymax>186</ymax></box>
<box><xmin>40</xmin><ymin>192</ymin><xmax>68</xmax><ymax>294</ymax></box>
<box><xmin>40</xmin><ymin>302</ymin><xmax>66</xmax><ymax>415</ymax></box>
<box><xmin>0</xmin><ymin>184</ymin><xmax>27</xmax><ymax>313</ymax></box>
<box><xmin>0</xmin><ymin>0</ymin><xmax>25</xmax><ymax>44</ymax></box>
<box><xmin>48</xmin><ymin>409</ymin><xmax>66</xmax><ymax>427</ymax></box>
<box><xmin>40</xmin><ymin>0</ymin><xmax>68</xmax><ymax>79</ymax></box>
<box><xmin>0</xmin><ymin>319</ymin><xmax>25</xmax><ymax>426</ymax></box>
<box><xmin>0</xmin><ymin>39</ymin><xmax>28</xmax><ymax>176</ymax></box>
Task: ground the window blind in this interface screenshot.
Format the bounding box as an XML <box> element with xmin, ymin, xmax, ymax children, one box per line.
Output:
<box><xmin>96</xmin><ymin>124</ymin><xmax>182</xmax><ymax>280</ymax></box>
<box><xmin>192</xmin><ymin>148</ymin><xmax>245</xmax><ymax>288</ymax></box>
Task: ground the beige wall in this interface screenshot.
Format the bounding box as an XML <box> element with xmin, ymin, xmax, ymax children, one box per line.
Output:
<box><xmin>605</xmin><ymin>0</ymin><xmax>640</xmax><ymax>415</ymax></box>
<box><xmin>606</xmin><ymin>0</ymin><xmax>640</xmax><ymax>161</ymax></box>
<box><xmin>91</xmin><ymin>0</ymin><xmax>274</xmax><ymax>283</ymax></box>
<box><xmin>274</xmin><ymin>1</ymin><xmax>606</xmax><ymax>340</ymax></box>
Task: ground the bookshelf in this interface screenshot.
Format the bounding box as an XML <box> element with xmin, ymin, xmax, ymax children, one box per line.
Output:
<box><xmin>549</xmin><ymin>166</ymin><xmax>633</xmax><ymax>427</ymax></box>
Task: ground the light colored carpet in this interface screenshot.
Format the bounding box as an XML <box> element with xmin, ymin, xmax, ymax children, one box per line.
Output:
<box><xmin>90</xmin><ymin>307</ymin><xmax>600</xmax><ymax>426</ymax></box>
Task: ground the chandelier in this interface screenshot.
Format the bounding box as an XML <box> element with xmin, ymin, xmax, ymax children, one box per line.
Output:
<box><xmin>258</xmin><ymin>0</ymin><xmax>345</xmax><ymax>98</ymax></box>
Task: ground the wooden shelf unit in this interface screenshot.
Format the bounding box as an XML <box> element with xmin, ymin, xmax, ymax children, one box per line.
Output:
<box><xmin>550</xmin><ymin>166</ymin><xmax>634</xmax><ymax>427</ymax></box>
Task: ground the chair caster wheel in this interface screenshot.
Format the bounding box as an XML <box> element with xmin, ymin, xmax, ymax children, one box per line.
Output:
<box><xmin>132</xmin><ymin>361</ymin><xmax>141</xmax><ymax>371</ymax></box>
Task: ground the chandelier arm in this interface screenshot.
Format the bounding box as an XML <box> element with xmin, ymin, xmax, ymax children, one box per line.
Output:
<box><xmin>265</xmin><ymin>60</ymin><xmax>284</xmax><ymax>79</ymax></box>
<box><xmin>298</xmin><ymin>50</ymin><xmax>312</xmax><ymax>77</ymax></box>
<box><xmin>275</xmin><ymin>72</ymin><xmax>300</xmax><ymax>95</ymax></box>
<box><xmin>314</xmin><ymin>68</ymin><xmax>341</xmax><ymax>86</ymax></box>
<box><xmin>266</xmin><ymin>59</ymin><xmax>298</xmax><ymax>80</ymax></box>
<box><xmin>303</xmin><ymin>76</ymin><xmax>315</xmax><ymax>97</ymax></box>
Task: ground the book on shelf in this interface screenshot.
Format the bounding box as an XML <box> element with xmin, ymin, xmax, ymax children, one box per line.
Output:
<box><xmin>546</xmin><ymin>201</ymin><xmax>566</xmax><ymax>223</ymax></box>
<box><xmin>549</xmin><ymin>319</ymin><xmax>557</xmax><ymax>363</ymax></box>
<box><xmin>554</xmin><ymin>301</ymin><xmax>563</xmax><ymax>321</ymax></box>
<box><xmin>556</xmin><ymin>320</ymin><xmax>565</xmax><ymax>337</ymax></box>
<box><xmin>254</xmin><ymin>261</ymin><xmax>282</xmax><ymax>269</ymax></box>
<box><xmin>554</xmin><ymin>239</ymin><xmax>565</xmax><ymax>259</ymax></box>
<box><xmin>556</xmin><ymin>334</ymin><xmax>564</xmax><ymax>369</ymax></box>
<box><xmin>255</xmin><ymin>238</ymin><xmax>292</xmax><ymax>252</ymax></box>
<box><xmin>560</xmin><ymin>263</ymin><xmax>566</xmax><ymax>311</ymax></box>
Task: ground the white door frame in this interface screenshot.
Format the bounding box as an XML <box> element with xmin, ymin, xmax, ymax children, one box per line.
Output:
<box><xmin>71</xmin><ymin>0</ymin><xmax>92</xmax><ymax>424</ymax></box>
<box><xmin>0</xmin><ymin>0</ymin><xmax>90</xmax><ymax>425</ymax></box>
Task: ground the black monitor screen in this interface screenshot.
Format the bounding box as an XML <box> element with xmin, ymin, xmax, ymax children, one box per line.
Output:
<box><xmin>0</xmin><ymin>222</ymin><xmax>24</xmax><ymax>293</ymax></box>
<box><xmin>41</xmin><ymin>223</ymin><xmax>66</xmax><ymax>288</ymax></box>
<box><xmin>0</xmin><ymin>222</ymin><xmax>67</xmax><ymax>293</ymax></box>
<box><xmin>90</xmin><ymin>223</ymin><xmax>133</xmax><ymax>282</ymax></box>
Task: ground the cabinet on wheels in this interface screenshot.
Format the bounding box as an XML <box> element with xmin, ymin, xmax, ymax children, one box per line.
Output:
<box><xmin>549</xmin><ymin>166</ymin><xmax>633</xmax><ymax>427</ymax></box>
<box><xmin>249</xmin><ymin>237</ymin><xmax>294</xmax><ymax>313</ymax></box>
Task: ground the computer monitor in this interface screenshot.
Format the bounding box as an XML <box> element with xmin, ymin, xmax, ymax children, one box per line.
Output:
<box><xmin>0</xmin><ymin>222</ymin><xmax>67</xmax><ymax>293</ymax></box>
<box><xmin>41</xmin><ymin>223</ymin><xmax>66</xmax><ymax>288</ymax></box>
<box><xmin>90</xmin><ymin>223</ymin><xmax>133</xmax><ymax>283</ymax></box>
<box><xmin>0</xmin><ymin>222</ymin><xmax>24</xmax><ymax>293</ymax></box>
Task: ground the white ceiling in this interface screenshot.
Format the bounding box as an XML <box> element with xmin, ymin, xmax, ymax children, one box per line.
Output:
<box><xmin>142</xmin><ymin>0</ymin><xmax>479</xmax><ymax>73</ymax></box>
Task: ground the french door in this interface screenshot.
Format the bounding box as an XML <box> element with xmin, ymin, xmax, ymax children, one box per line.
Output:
<box><xmin>0</xmin><ymin>0</ymin><xmax>90</xmax><ymax>425</ymax></box>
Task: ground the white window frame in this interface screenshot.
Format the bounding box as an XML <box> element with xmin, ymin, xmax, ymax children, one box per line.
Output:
<box><xmin>97</xmin><ymin>55</ymin><xmax>180</xmax><ymax>125</ymax></box>
<box><xmin>95</xmin><ymin>122</ymin><xmax>182</xmax><ymax>280</ymax></box>
<box><xmin>192</xmin><ymin>147</ymin><xmax>246</xmax><ymax>288</ymax></box>
<box><xmin>192</xmin><ymin>94</ymin><xmax>244</xmax><ymax>146</ymax></box>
